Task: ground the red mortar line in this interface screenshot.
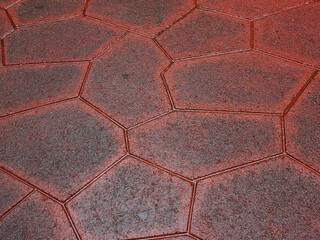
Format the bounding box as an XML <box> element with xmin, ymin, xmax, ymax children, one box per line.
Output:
<box><xmin>195</xmin><ymin>153</ymin><xmax>285</xmax><ymax>181</ymax></box>
<box><xmin>62</xmin><ymin>204</ymin><xmax>82</xmax><ymax>240</ymax></box>
<box><xmin>2</xmin><ymin>0</ymin><xmax>22</xmax><ymax>9</ymax></box>
<box><xmin>0</xmin><ymin>189</ymin><xmax>35</xmax><ymax>222</ymax></box>
<box><xmin>254</xmin><ymin>49</ymin><xmax>319</xmax><ymax>69</ymax></box>
<box><xmin>86</xmin><ymin>15</ymin><xmax>154</xmax><ymax>39</ymax></box>
<box><xmin>0</xmin><ymin>167</ymin><xmax>63</xmax><ymax>204</ymax></box>
<box><xmin>126</xmin><ymin>232</ymin><xmax>189</xmax><ymax>240</ymax></box>
<box><xmin>173</xmin><ymin>49</ymin><xmax>252</xmax><ymax>62</ymax></box>
<box><xmin>154</xmin><ymin>6</ymin><xmax>197</xmax><ymax>38</ymax></box>
<box><xmin>153</xmin><ymin>38</ymin><xmax>174</xmax><ymax>62</ymax></box>
<box><xmin>0</xmin><ymin>97</ymin><xmax>77</xmax><ymax>120</ymax></box>
<box><xmin>124</xmin><ymin>129</ymin><xmax>130</xmax><ymax>153</ymax></box>
<box><xmin>3</xmin><ymin>8</ymin><xmax>16</xmax><ymax>29</ymax></box>
<box><xmin>196</xmin><ymin>6</ymin><xmax>250</xmax><ymax>20</ymax></box>
<box><xmin>160</xmin><ymin>63</ymin><xmax>176</xmax><ymax>110</ymax></box>
<box><xmin>285</xmin><ymin>153</ymin><xmax>320</xmax><ymax>176</ymax></box>
<box><xmin>77</xmin><ymin>62</ymin><xmax>92</xmax><ymax>97</ymax></box>
<box><xmin>79</xmin><ymin>97</ymin><xmax>126</xmax><ymax>129</ymax></box>
<box><xmin>283</xmin><ymin>70</ymin><xmax>318</xmax><ymax>115</ymax></box>
<box><xmin>64</xmin><ymin>154</ymin><xmax>128</xmax><ymax>204</ymax></box>
<box><xmin>129</xmin><ymin>154</ymin><xmax>193</xmax><ymax>184</ymax></box>
<box><xmin>187</xmin><ymin>182</ymin><xmax>198</xmax><ymax>233</ymax></box>
<box><xmin>89</xmin><ymin>31</ymin><xmax>128</xmax><ymax>63</ymax></box>
<box><xmin>251</xmin><ymin>1</ymin><xmax>317</xmax><ymax>21</ymax></box>
<box><xmin>4</xmin><ymin>58</ymin><xmax>91</xmax><ymax>67</ymax></box>
<box><xmin>127</xmin><ymin>110</ymin><xmax>173</xmax><ymax>130</ymax></box>
<box><xmin>82</xmin><ymin>0</ymin><xmax>90</xmax><ymax>16</ymax></box>
<box><xmin>250</xmin><ymin>21</ymin><xmax>254</xmax><ymax>48</ymax></box>
<box><xmin>174</xmin><ymin>107</ymin><xmax>282</xmax><ymax>116</ymax></box>
<box><xmin>280</xmin><ymin>115</ymin><xmax>287</xmax><ymax>153</ymax></box>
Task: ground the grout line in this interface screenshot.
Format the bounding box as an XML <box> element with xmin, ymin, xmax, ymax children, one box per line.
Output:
<box><xmin>62</xmin><ymin>204</ymin><xmax>82</xmax><ymax>240</ymax></box>
<box><xmin>15</xmin><ymin>15</ymin><xmax>82</xmax><ymax>28</ymax></box>
<box><xmin>175</xmin><ymin>107</ymin><xmax>281</xmax><ymax>116</ymax></box>
<box><xmin>152</xmin><ymin>38</ymin><xmax>173</xmax><ymax>61</ymax></box>
<box><xmin>155</xmin><ymin>6</ymin><xmax>196</xmax><ymax>38</ymax></box>
<box><xmin>285</xmin><ymin>153</ymin><xmax>320</xmax><ymax>176</ymax></box>
<box><xmin>0</xmin><ymin>97</ymin><xmax>78</xmax><ymax>120</ymax></box>
<box><xmin>5</xmin><ymin>59</ymin><xmax>91</xmax><ymax>67</ymax></box>
<box><xmin>82</xmin><ymin>0</ymin><xmax>90</xmax><ymax>16</ymax></box>
<box><xmin>174</xmin><ymin>49</ymin><xmax>252</xmax><ymax>62</ymax></box>
<box><xmin>79</xmin><ymin>97</ymin><xmax>126</xmax><ymax>129</ymax></box>
<box><xmin>126</xmin><ymin>232</ymin><xmax>188</xmax><ymax>240</ymax></box>
<box><xmin>197</xmin><ymin>6</ymin><xmax>250</xmax><ymax>20</ymax></box>
<box><xmin>283</xmin><ymin>70</ymin><xmax>318</xmax><ymax>115</ymax></box>
<box><xmin>78</xmin><ymin>62</ymin><xmax>92</xmax><ymax>97</ymax></box>
<box><xmin>129</xmin><ymin>154</ymin><xmax>193</xmax><ymax>183</ymax></box>
<box><xmin>90</xmin><ymin>31</ymin><xmax>128</xmax><ymax>62</ymax></box>
<box><xmin>3</xmin><ymin>0</ymin><xmax>22</xmax><ymax>9</ymax></box>
<box><xmin>280</xmin><ymin>115</ymin><xmax>287</xmax><ymax>152</ymax></box>
<box><xmin>64</xmin><ymin>154</ymin><xmax>128</xmax><ymax>204</ymax></box>
<box><xmin>85</xmin><ymin>15</ymin><xmax>153</xmax><ymax>38</ymax></box>
<box><xmin>187</xmin><ymin>181</ymin><xmax>198</xmax><ymax>233</ymax></box>
<box><xmin>250</xmin><ymin>20</ymin><xmax>254</xmax><ymax>48</ymax></box>
<box><xmin>0</xmin><ymin>189</ymin><xmax>35</xmax><ymax>222</ymax></box>
<box><xmin>124</xmin><ymin>129</ymin><xmax>130</xmax><ymax>153</ymax></box>
<box><xmin>187</xmin><ymin>233</ymin><xmax>203</xmax><ymax>240</ymax></box>
<box><xmin>1</xmin><ymin>38</ymin><xmax>5</xmax><ymax>66</ymax></box>
<box><xmin>252</xmin><ymin>1</ymin><xmax>317</xmax><ymax>21</ymax></box>
<box><xmin>4</xmin><ymin>8</ymin><xmax>16</xmax><ymax>29</ymax></box>
<box><xmin>160</xmin><ymin>63</ymin><xmax>176</xmax><ymax>110</ymax></box>
<box><xmin>254</xmin><ymin>49</ymin><xmax>318</xmax><ymax>69</ymax></box>
<box><xmin>127</xmin><ymin>110</ymin><xmax>173</xmax><ymax>130</ymax></box>
<box><xmin>0</xmin><ymin>167</ymin><xmax>64</xmax><ymax>203</ymax></box>
<box><xmin>195</xmin><ymin>153</ymin><xmax>284</xmax><ymax>181</ymax></box>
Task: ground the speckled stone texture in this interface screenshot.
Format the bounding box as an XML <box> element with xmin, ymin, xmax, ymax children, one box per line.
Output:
<box><xmin>67</xmin><ymin>157</ymin><xmax>192</xmax><ymax>239</ymax></box>
<box><xmin>192</xmin><ymin>156</ymin><xmax>320</xmax><ymax>239</ymax></box>
<box><xmin>0</xmin><ymin>1</ymin><xmax>319</xmax><ymax>239</ymax></box>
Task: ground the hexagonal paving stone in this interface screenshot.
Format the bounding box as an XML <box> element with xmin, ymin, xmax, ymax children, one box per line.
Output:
<box><xmin>129</xmin><ymin>112</ymin><xmax>282</xmax><ymax>179</ymax></box>
<box><xmin>164</xmin><ymin>51</ymin><xmax>314</xmax><ymax>113</ymax></box>
<box><xmin>0</xmin><ymin>191</ymin><xmax>76</xmax><ymax>239</ymax></box>
<box><xmin>8</xmin><ymin>0</ymin><xmax>85</xmax><ymax>26</ymax></box>
<box><xmin>198</xmin><ymin>0</ymin><xmax>312</xmax><ymax>19</ymax></box>
<box><xmin>191</xmin><ymin>156</ymin><xmax>320</xmax><ymax>239</ymax></box>
<box><xmin>0</xmin><ymin>99</ymin><xmax>126</xmax><ymax>200</ymax></box>
<box><xmin>86</xmin><ymin>0</ymin><xmax>195</xmax><ymax>37</ymax></box>
<box><xmin>0</xmin><ymin>62</ymin><xmax>88</xmax><ymax>116</ymax></box>
<box><xmin>255</xmin><ymin>3</ymin><xmax>320</xmax><ymax>67</ymax></box>
<box><xmin>4</xmin><ymin>18</ymin><xmax>125</xmax><ymax>64</ymax></box>
<box><xmin>82</xmin><ymin>34</ymin><xmax>171</xmax><ymax>128</ymax></box>
<box><xmin>0</xmin><ymin>8</ymin><xmax>13</xmax><ymax>38</ymax></box>
<box><xmin>67</xmin><ymin>157</ymin><xmax>192</xmax><ymax>239</ymax></box>
<box><xmin>0</xmin><ymin>171</ymin><xmax>33</xmax><ymax>216</ymax></box>
<box><xmin>156</xmin><ymin>9</ymin><xmax>250</xmax><ymax>59</ymax></box>
<box><xmin>285</xmin><ymin>74</ymin><xmax>320</xmax><ymax>171</ymax></box>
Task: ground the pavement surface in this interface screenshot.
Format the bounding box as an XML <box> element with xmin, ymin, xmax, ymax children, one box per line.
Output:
<box><xmin>0</xmin><ymin>0</ymin><xmax>319</xmax><ymax>239</ymax></box>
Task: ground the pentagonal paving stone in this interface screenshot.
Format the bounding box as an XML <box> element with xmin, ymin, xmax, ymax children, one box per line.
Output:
<box><xmin>4</xmin><ymin>18</ymin><xmax>125</xmax><ymax>64</ymax></box>
<box><xmin>255</xmin><ymin>3</ymin><xmax>320</xmax><ymax>67</ymax></box>
<box><xmin>129</xmin><ymin>112</ymin><xmax>282</xmax><ymax>179</ymax></box>
<box><xmin>86</xmin><ymin>0</ymin><xmax>195</xmax><ymax>37</ymax></box>
<box><xmin>198</xmin><ymin>0</ymin><xmax>312</xmax><ymax>19</ymax></box>
<box><xmin>156</xmin><ymin>9</ymin><xmax>250</xmax><ymax>59</ymax></box>
<box><xmin>82</xmin><ymin>34</ymin><xmax>171</xmax><ymax>128</ymax></box>
<box><xmin>8</xmin><ymin>0</ymin><xmax>85</xmax><ymax>26</ymax></box>
<box><xmin>164</xmin><ymin>51</ymin><xmax>314</xmax><ymax>113</ymax></box>
<box><xmin>285</xmin><ymin>74</ymin><xmax>320</xmax><ymax>171</ymax></box>
<box><xmin>0</xmin><ymin>171</ymin><xmax>33</xmax><ymax>216</ymax></box>
<box><xmin>191</xmin><ymin>156</ymin><xmax>320</xmax><ymax>239</ymax></box>
<box><xmin>0</xmin><ymin>8</ymin><xmax>13</xmax><ymax>38</ymax></box>
<box><xmin>67</xmin><ymin>157</ymin><xmax>192</xmax><ymax>239</ymax></box>
<box><xmin>0</xmin><ymin>191</ymin><xmax>76</xmax><ymax>239</ymax></box>
<box><xmin>0</xmin><ymin>62</ymin><xmax>88</xmax><ymax>116</ymax></box>
<box><xmin>0</xmin><ymin>99</ymin><xmax>126</xmax><ymax>200</ymax></box>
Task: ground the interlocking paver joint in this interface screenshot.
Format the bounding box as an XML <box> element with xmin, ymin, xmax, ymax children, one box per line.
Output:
<box><xmin>0</xmin><ymin>0</ymin><xmax>319</xmax><ymax>239</ymax></box>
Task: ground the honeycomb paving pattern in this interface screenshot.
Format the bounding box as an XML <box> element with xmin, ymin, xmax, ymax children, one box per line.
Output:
<box><xmin>192</xmin><ymin>156</ymin><xmax>320</xmax><ymax>239</ymax></box>
<box><xmin>0</xmin><ymin>1</ymin><xmax>319</xmax><ymax>239</ymax></box>
<box><xmin>82</xmin><ymin>33</ymin><xmax>171</xmax><ymax>128</ymax></box>
<box><xmin>8</xmin><ymin>0</ymin><xmax>85</xmax><ymax>26</ymax></box>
